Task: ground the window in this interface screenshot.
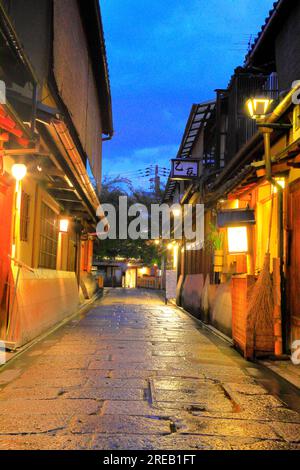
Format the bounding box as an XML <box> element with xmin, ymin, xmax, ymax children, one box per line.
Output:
<box><xmin>39</xmin><ymin>202</ymin><xmax>59</xmax><ymax>269</ymax></box>
<box><xmin>20</xmin><ymin>192</ymin><xmax>30</xmax><ymax>242</ymax></box>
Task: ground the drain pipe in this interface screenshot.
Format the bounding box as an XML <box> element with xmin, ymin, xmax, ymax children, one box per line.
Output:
<box><xmin>260</xmin><ymin>126</ymin><xmax>285</xmax><ymax>355</ymax></box>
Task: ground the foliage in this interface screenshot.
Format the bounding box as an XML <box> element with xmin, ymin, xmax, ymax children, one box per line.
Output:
<box><xmin>207</xmin><ymin>222</ymin><xmax>224</xmax><ymax>251</ymax></box>
<box><xmin>94</xmin><ymin>176</ymin><xmax>161</xmax><ymax>265</ymax></box>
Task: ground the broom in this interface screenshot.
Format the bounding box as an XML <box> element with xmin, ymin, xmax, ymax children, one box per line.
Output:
<box><xmin>246</xmin><ymin>195</ymin><xmax>274</xmax><ymax>359</ymax></box>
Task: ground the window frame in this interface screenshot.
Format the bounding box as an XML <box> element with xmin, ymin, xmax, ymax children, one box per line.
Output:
<box><xmin>39</xmin><ymin>201</ymin><xmax>59</xmax><ymax>270</ymax></box>
<box><xmin>20</xmin><ymin>191</ymin><xmax>31</xmax><ymax>242</ymax></box>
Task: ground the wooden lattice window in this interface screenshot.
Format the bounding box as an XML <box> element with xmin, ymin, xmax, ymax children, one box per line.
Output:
<box><xmin>39</xmin><ymin>202</ymin><xmax>59</xmax><ymax>269</ymax></box>
<box><xmin>20</xmin><ymin>192</ymin><xmax>30</xmax><ymax>242</ymax></box>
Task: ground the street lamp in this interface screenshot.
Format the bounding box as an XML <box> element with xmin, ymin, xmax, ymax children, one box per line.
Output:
<box><xmin>173</xmin><ymin>243</ymin><xmax>179</xmax><ymax>269</ymax></box>
<box><xmin>172</xmin><ymin>207</ymin><xmax>181</xmax><ymax>217</ymax></box>
<box><xmin>11</xmin><ymin>163</ymin><xmax>27</xmax><ymax>261</ymax></box>
<box><xmin>246</xmin><ymin>98</ymin><xmax>273</xmax><ymax>121</ymax></box>
<box><xmin>245</xmin><ymin>96</ymin><xmax>291</xmax><ymax>183</ymax></box>
<box><xmin>11</xmin><ymin>163</ymin><xmax>27</xmax><ymax>181</ymax></box>
<box><xmin>272</xmin><ymin>177</ymin><xmax>286</xmax><ymax>194</ymax></box>
<box><xmin>245</xmin><ymin>95</ymin><xmax>291</xmax><ymax>357</ymax></box>
<box><xmin>59</xmin><ymin>218</ymin><xmax>70</xmax><ymax>233</ymax></box>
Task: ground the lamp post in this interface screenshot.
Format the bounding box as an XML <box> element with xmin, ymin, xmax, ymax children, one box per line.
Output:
<box><xmin>246</xmin><ymin>97</ymin><xmax>291</xmax><ymax>185</ymax></box>
<box><xmin>246</xmin><ymin>97</ymin><xmax>291</xmax><ymax>356</ymax></box>
<box><xmin>11</xmin><ymin>163</ymin><xmax>27</xmax><ymax>182</ymax></box>
<box><xmin>11</xmin><ymin>163</ymin><xmax>27</xmax><ymax>260</ymax></box>
<box><xmin>245</xmin><ymin>97</ymin><xmax>288</xmax><ymax>253</ymax></box>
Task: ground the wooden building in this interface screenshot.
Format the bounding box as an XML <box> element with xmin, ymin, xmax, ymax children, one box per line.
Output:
<box><xmin>0</xmin><ymin>0</ymin><xmax>113</xmax><ymax>348</ymax></box>
<box><xmin>163</xmin><ymin>0</ymin><xmax>300</xmax><ymax>358</ymax></box>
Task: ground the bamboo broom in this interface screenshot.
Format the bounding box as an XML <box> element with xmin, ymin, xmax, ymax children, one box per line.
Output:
<box><xmin>246</xmin><ymin>195</ymin><xmax>274</xmax><ymax>359</ymax></box>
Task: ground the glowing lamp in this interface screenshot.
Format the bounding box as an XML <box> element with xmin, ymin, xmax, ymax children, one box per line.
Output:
<box><xmin>154</xmin><ymin>240</ymin><xmax>160</xmax><ymax>245</ymax></box>
<box><xmin>172</xmin><ymin>208</ymin><xmax>181</xmax><ymax>217</ymax></box>
<box><xmin>246</xmin><ymin>98</ymin><xmax>273</xmax><ymax>120</ymax></box>
<box><xmin>227</xmin><ymin>226</ymin><xmax>248</xmax><ymax>254</ymax></box>
<box><xmin>173</xmin><ymin>243</ymin><xmax>178</xmax><ymax>269</ymax></box>
<box><xmin>167</xmin><ymin>243</ymin><xmax>173</xmax><ymax>250</ymax></box>
<box><xmin>11</xmin><ymin>163</ymin><xmax>27</xmax><ymax>181</ymax></box>
<box><xmin>272</xmin><ymin>177</ymin><xmax>286</xmax><ymax>193</ymax></box>
<box><xmin>59</xmin><ymin>218</ymin><xmax>69</xmax><ymax>233</ymax></box>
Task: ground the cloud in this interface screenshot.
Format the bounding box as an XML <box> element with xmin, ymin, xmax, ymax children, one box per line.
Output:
<box><xmin>103</xmin><ymin>144</ymin><xmax>178</xmax><ymax>184</ymax></box>
<box><xmin>101</xmin><ymin>0</ymin><xmax>275</xmax><ymax>182</ymax></box>
<box><xmin>133</xmin><ymin>144</ymin><xmax>178</xmax><ymax>161</ymax></box>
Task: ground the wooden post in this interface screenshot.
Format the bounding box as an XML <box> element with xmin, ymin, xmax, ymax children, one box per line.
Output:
<box><xmin>273</xmin><ymin>257</ymin><xmax>283</xmax><ymax>356</ymax></box>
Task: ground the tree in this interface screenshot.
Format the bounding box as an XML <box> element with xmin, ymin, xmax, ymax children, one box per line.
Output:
<box><xmin>94</xmin><ymin>176</ymin><xmax>161</xmax><ymax>265</ymax></box>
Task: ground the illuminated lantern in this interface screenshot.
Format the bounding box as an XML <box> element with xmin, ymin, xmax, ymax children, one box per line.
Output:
<box><xmin>227</xmin><ymin>226</ymin><xmax>248</xmax><ymax>254</ymax></box>
<box><xmin>246</xmin><ymin>98</ymin><xmax>273</xmax><ymax>120</ymax></box>
<box><xmin>59</xmin><ymin>219</ymin><xmax>69</xmax><ymax>233</ymax></box>
<box><xmin>172</xmin><ymin>208</ymin><xmax>181</xmax><ymax>217</ymax></box>
<box><xmin>11</xmin><ymin>163</ymin><xmax>27</xmax><ymax>181</ymax></box>
<box><xmin>272</xmin><ymin>177</ymin><xmax>286</xmax><ymax>194</ymax></box>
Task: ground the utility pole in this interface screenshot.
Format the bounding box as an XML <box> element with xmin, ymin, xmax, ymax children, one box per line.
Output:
<box><xmin>154</xmin><ymin>165</ymin><xmax>160</xmax><ymax>197</ymax></box>
<box><xmin>150</xmin><ymin>165</ymin><xmax>161</xmax><ymax>198</ymax></box>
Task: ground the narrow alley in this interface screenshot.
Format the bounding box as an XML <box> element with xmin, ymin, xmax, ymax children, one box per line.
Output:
<box><xmin>0</xmin><ymin>289</ymin><xmax>299</xmax><ymax>450</ymax></box>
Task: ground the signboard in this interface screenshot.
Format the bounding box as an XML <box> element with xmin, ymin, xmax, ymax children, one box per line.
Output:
<box><xmin>165</xmin><ymin>269</ymin><xmax>177</xmax><ymax>302</ymax></box>
<box><xmin>171</xmin><ymin>159</ymin><xmax>200</xmax><ymax>180</ymax></box>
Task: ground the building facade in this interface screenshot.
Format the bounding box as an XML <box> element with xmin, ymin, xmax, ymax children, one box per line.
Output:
<box><xmin>163</xmin><ymin>0</ymin><xmax>300</xmax><ymax>359</ymax></box>
<box><xmin>0</xmin><ymin>0</ymin><xmax>113</xmax><ymax>348</ymax></box>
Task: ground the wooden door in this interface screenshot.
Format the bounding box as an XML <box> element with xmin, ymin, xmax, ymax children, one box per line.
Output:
<box><xmin>288</xmin><ymin>180</ymin><xmax>300</xmax><ymax>346</ymax></box>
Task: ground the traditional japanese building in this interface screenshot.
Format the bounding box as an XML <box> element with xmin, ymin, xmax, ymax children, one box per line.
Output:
<box><xmin>0</xmin><ymin>0</ymin><xmax>113</xmax><ymax>348</ymax></box>
<box><xmin>163</xmin><ymin>0</ymin><xmax>300</xmax><ymax>359</ymax></box>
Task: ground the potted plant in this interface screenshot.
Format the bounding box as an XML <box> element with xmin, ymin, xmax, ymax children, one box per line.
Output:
<box><xmin>207</xmin><ymin>223</ymin><xmax>224</xmax><ymax>273</ymax></box>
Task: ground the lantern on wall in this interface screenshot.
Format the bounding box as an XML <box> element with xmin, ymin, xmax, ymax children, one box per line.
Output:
<box><xmin>272</xmin><ymin>177</ymin><xmax>286</xmax><ymax>194</ymax></box>
<box><xmin>11</xmin><ymin>163</ymin><xmax>27</xmax><ymax>181</ymax></box>
<box><xmin>227</xmin><ymin>226</ymin><xmax>249</xmax><ymax>254</ymax></box>
<box><xmin>217</xmin><ymin>209</ymin><xmax>255</xmax><ymax>269</ymax></box>
<box><xmin>246</xmin><ymin>97</ymin><xmax>273</xmax><ymax>120</ymax></box>
<box><xmin>59</xmin><ymin>218</ymin><xmax>69</xmax><ymax>233</ymax></box>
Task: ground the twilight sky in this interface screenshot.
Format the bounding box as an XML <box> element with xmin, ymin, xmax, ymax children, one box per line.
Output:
<box><xmin>101</xmin><ymin>0</ymin><xmax>274</xmax><ymax>188</ymax></box>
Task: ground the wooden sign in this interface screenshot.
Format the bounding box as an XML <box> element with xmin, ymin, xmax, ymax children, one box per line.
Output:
<box><xmin>171</xmin><ymin>159</ymin><xmax>200</xmax><ymax>180</ymax></box>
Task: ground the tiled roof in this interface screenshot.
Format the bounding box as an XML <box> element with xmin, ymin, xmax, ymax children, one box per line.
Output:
<box><xmin>163</xmin><ymin>178</ymin><xmax>177</xmax><ymax>202</ymax></box>
<box><xmin>177</xmin><ymin>101</ymin><xmax>215</xmax><ymax>159</ymax></box>
<box><xmin>245</xmin><ymin>0</ymin><xmax>286</xmax><ymax>65</ymax></box>
<box><xmin>205</xmin><ymin>164</ymin><xmax>255</xmax><ymax>204</ymax></box>
<box><xmin>162</xmin><ymin>100</ymin><xmax>215</xmax><ymax>202</ymax></box>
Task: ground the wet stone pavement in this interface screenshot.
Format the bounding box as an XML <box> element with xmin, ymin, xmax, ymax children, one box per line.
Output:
<box><xmin>0</xmin><ymin>288</ymin><xmax>300</xmax><ymax>450</ymax></box>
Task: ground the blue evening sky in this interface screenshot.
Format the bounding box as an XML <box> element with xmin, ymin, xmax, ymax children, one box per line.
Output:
<box><xmin>101</xmin><ymin>0</ymin><xmax>274</xmax><ymax>188</ymax></box>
